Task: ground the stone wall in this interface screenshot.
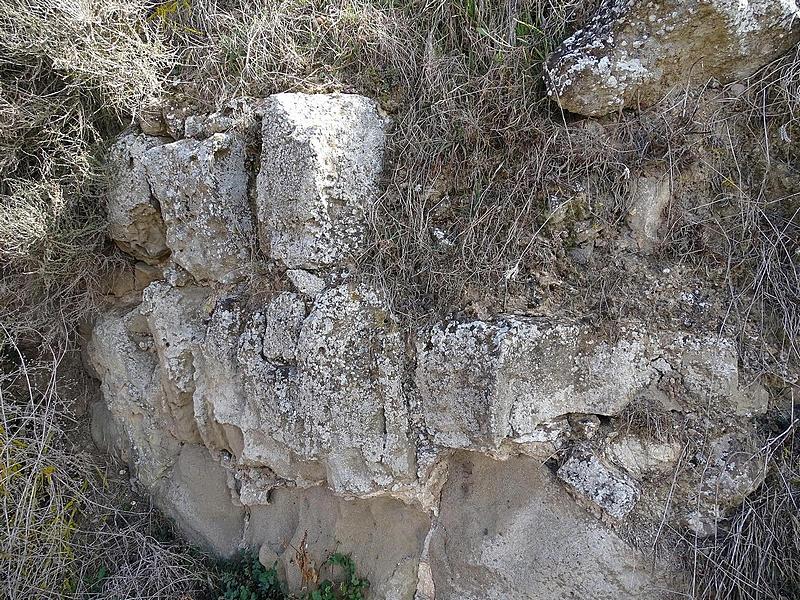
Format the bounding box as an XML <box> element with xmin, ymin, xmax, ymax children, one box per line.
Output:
<box><xmin>87</xmin><ymin>91</ymin><xmax>773</xmax><ymax>599</ymax></box>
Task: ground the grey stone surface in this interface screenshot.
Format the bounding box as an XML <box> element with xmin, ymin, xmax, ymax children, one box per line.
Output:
<box><xmin>257</xmin><ymin>93</ymin><xmax>388</xmax><ymax>269</ymax></box>
<box><xmin>142</xmin><ymin>132</ymin><xmax>254</xmax><ymax>283</ymax></box>
<box><xmin>416</xmin><ymin>318</ymin><xmax>652</xmax><ymax>450</ymax></box>
<box><xmin>546</xmin><ymin>0</ymin><xmax>800</xmax><ymax>116</ymax></box>
<box><xmin>106</xmin><ymin>134</ymin><xmax>169</xmax><ymax>264</ymax></box>
<box><xmin>557</xmin><ymin>445</ymin><xmax>641</xmax><ymax>520</ymax></box>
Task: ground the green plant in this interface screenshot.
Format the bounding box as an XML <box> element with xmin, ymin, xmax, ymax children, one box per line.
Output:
<box><xmin>215</xmin><ymin>551</ymin><xmax>369</xmax><ymax>600</ymax></box>
<box><xmin>312</xmin><ymin>553</ymin><xmax>369</xmax><ymax>600</ymax></box>
<box><xmin>219</xmin><ymin>552</ymin><xmax>286</xmax><ymax>600</ymax></box>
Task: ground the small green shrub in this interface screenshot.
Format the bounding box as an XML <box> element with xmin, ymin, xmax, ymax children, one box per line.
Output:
<box><xmin>219</xmin><ymin>552</ymin><xmax>286</xmax><ymax>600</ymax></box>
<box><xmin>216</xmin><ymin>551</ymin><xmax>369</xmax><ymax>600</ymax></box>
<box><xmin>314</xmin><ymin>553</ymin><xmax>369</xmax><ymax>600</ymax></box>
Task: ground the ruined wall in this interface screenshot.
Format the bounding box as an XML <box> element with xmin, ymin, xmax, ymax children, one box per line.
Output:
<box><xmin>84</xmin><ymin>3</ymin><xmax>799</xmax><ymax>598</ymax></box>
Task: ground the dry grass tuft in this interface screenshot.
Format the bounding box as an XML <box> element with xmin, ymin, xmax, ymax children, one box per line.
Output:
<box><xmin>0</xmin><ymin>335</ymin><xmax>211</xmax><ymax>599</ymax></box>
<box><xmin>0</xmin><ymin>0</ymin><xmax>173</xmax><ymax>341</ymax></box>
<box><xmin>690</xmin><ymin>402</ymin><xmax>799</xmax><ymax>600</ymax></box>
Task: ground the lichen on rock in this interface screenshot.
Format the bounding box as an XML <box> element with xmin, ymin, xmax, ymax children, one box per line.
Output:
<box><xmin>545</xmin><ymin>0</ymin><xmax>800</xmax><ymax>116</ymax></box>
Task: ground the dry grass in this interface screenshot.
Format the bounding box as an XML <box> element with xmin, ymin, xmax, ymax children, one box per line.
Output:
<box><xmin>1</xmin><ymin>0</ymin><xmax>796</xmax><ymax>345</ymax></box>
<box><xmin>0</xmin><ymin>0</ymin><xmax>172</xmax><ymax>341</ymax></box>
<box><xmin>0</xmin><ymin>335</ymin><xmax>211</xmax><ymax>599</ymax></box>
<box><xmin>690</xmin><ymin>400</ymin><xmax>799</xmax><ymax>600</ymax></box>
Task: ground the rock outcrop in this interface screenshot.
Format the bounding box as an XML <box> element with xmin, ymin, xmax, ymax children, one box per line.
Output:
<box><xmin>546</xmin><ymin>0</ymin><xmax>800</xmax><ymax>116</ymax></box>
<box><xmin>88</xmin><ymin>93</ymin><xmax>773</xmax><ymax>598</ymax></box>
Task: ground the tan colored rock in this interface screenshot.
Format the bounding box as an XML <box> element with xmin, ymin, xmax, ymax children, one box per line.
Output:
<box><xmin>427</xmin><ymin>453</ymin><xmax>673</xmax><ymax>600</ymax></box>
<box><xmin>627</xmin><ymin>173</ymin><xmax>671</xmax><ymax>252</ymax></box>
<box><xmin>246</xmin><ymin>486</ymin><xmax>430</xmax><ymax>600</ymax></box>
<box><xmin>86</xmin><ymin>306</ymin><xmax>180</xmax><ymax>488</ymax></box>
<box><xmin>194</xmin><ymin>283</ymin><xmax>417</xmax><ymax>499</ymax></box>
<box><xmin>137</xmin><ymin>97</ymin><xmax>168</xmax><ymax>136</ymax></box>
<box><xmin>153</xmin><ymin>443</ymin><xmax>244</xmax><ymax>557</ymax></box>
<box><xmin>257</xmin><ymin>93</ymin><xmax>388</xmax><ymax>269</ymax></box>
<box><xmin>607</xmin><ymin>434</ymin><xmax>683</xmax><ymax>478</ymax></box>
<box><xmin>140</xmin><ymin>282</ymin><xmax>210</xmax><ymax>443</ymax></box>
<box><xmin>546</xmin><ymin>0</ymin><xmax>800</xmax><ymax>116</ymax></box>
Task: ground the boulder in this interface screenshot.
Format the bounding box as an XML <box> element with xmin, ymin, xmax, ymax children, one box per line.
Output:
<box><xmin>86</xmin><ymin>305</ymin><xmax>180</xmax><ymax>488</ymax></box>
<box><xmin>607</xmin><ymin>434</ymin><xmax>683</xmax><ymax>478</ymax></box>
<box><xmin>140</xmin><ymin>282</ymin><xmax>210</xmax><ymax>444</ymax></box>
<box><xmin>557</xmin><ymin>444</ymin><xmax>641</xmax><ymax>519</ymax></box>
<box><xmin>626</xmin><ymin>173</ymin><xmax>671</xmax><ymax>252</ymax></box>
<box><xmin>546</xmin><ymin>0</ymin><xmax>800</xmax><ymax>116</ymax></box>
<box><xmin>685</xmin><ymin>433</ymin><xmax>767</xmax><ymax>536</ymax></box>
<box><xmin>193</xmin><ymin>283</ymin><xmax>417</xmax><ymax>499</ymax></box>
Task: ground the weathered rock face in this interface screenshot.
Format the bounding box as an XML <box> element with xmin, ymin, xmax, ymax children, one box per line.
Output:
<box><xmin>417</xmin><ymin>319</ymin><xmax>651</xmax><ymax>450</ymax></box>
<box><xmin>546</xmin><ymin>0</ymin><xmax>800</xmax><ymax>116</ymax></box>
<box><xmin>427</xmin><ymin>453</ymin><xmax>675</xmax><ymax>600</ymax></box>
<box><xmin>142</xmin><ymin>132</ymin><xmax>254</xmax><ymax>283</ymax></box>
<box><xmin>105</xmin><ymin>134</ymin><xmax>169</xmax><ymax>264</ymax></box>
<box><xmin>88</xmin><ymin>93</ymin><xmax>773</xmax><ymax>598</ymax></box>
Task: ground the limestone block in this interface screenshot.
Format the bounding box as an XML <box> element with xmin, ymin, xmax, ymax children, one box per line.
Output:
<box><xmin>194</xmin><ymin>284</ymin><xmax>417</xmax><ymax>498</ymax></box>
<box><xmin>546</xmin><ymin>0</ymin><xmax>800</xmax><ymax>116</ymax></box>
<box><xmin>416</xmin><ymin>319</ymin><xmax>652</xmax><ymax>450</ymax></box>
<box><xmin>140</xmin><ymin>282</ymin><xmax>211</xmax><ymax>443</ymax></box>
<box><xmin>257</xmin><ymin>93</ymin><xmax>388</xmax><ymax>269</ymax></box>
<box><xmin>106</xmin><ymin>134</ymin><xmax>169</xmax><ymax>264</ymax></box>
<box><xmin>86</xmin><ymin>306</ymin><xmax>180</xmax><ymax>488</ymax></box>
<box><xmin>607</xmin><ymin>435</ymin><xmax>683</xmax><ymax>478</ymax></box>
<box><xmin>142</xmin><ymin>132</ymin><xmax>254</xmax><ymax>283</ymax></box>
<box><xmin>685</xmin><ymin>433</ymin><xmax>767</xmax><ymax>536</ymax></box>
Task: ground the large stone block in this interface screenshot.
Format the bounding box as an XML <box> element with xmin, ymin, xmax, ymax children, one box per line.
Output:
<box><xmin>416</xmin><ymin>318</ymin><xmax>652</xmax><ymax>450</ymax></box>
<box><xmin>142</xmin><ymin>132</ymin><xmax>254</xmax><ymax>283</ymax></box>
<box><xmin>86</xmin><ymin>306</ymin><xmax>180</xmax><ymax>488</ymax></box>
<box><xmin>257</xmin><ymin>93</ymin><xmax>388</xmax><ymax>269</ymax></box>
<box><xmin>546</xmin><ymin>0</ymin><xmax>800</xmax><ymax>116</ymax></box>
<box><xmin>557</xmin><ymin>445</ymin><xmax>641</xmax><ymax>520</ymax></box>
<box><xmin>192</xmin><ymin>283</ymin><xmax>417</xmax><ymax>499</ymax></box>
